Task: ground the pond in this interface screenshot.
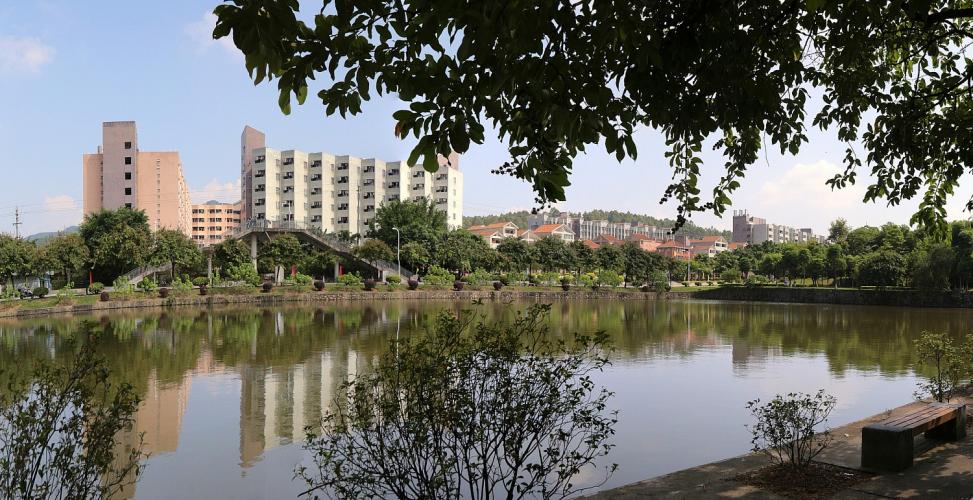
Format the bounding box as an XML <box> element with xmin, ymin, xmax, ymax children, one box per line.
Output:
<box><xmin>0</xmin><ymin>299</ymin><xmax>965</xmax><ymax>499</ymax></box>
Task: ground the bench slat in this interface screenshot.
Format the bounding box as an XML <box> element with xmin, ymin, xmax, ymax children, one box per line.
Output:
<box><xmin>884</xmin><ymin>406</ymin><xmax>953</xmax><ymax>427</ymax></box>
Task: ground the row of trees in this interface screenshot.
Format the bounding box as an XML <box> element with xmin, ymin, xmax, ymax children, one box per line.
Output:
<box><xmin>1</xmin><ymin>209</ymin><xmax>208</xmax><ymax>289</ymax></box>
<box><xmin>707</xmin><ymin>219</ymin><xmax>973</xmax><ymax>290</ymax></box>
<box><xmin>362</xmin><ymin>199</ymin><xmax>686</xmax><ymax>285</ymax></box>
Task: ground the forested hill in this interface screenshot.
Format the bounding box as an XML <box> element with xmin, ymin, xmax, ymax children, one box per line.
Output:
<box><xmin>463</xmin><ymin>210</ymin><xmax>731</xmax><ymax>240</ymax></box>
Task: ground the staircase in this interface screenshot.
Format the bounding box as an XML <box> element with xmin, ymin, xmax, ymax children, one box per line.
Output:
<box><xmin>119</xmin><ymin>263</ymin><xmax>172</xmax><ymax>285</ymax></box>
<box><xmin>233</xmin><ymin>220</ymin><xmax>415</xmax><ymax>279</ymax></box>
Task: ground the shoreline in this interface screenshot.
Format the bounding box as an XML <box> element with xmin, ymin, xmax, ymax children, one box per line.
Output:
<box><xmin>0</xmin><ymin>289</ymin><xmax>691</xmax><ymax>319</ymax></box>
<box><xmin>590</xmin><ymin>395</ymin><xmax>973</xmax><ymax>498</ymax></box>
<box><xmin>8</xmin><ymin>284</ymin><xmax>973</xmax><ymax>319</ymax></box>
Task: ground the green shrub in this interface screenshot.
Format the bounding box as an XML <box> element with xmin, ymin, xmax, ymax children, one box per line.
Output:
<box><xmin>506</xmin><ymin>271</ymin><xmax>526</xmax><ymax>284</ymax></box>
<box><xmin>721</xmin><ymin>269</ymin><xmax>742</xmax><ymax>283</ymax></box>
<box><xmin>913</xmin><ymin>331</ymin><xmax>969</xmax><ymax>403</ymax></box>
<box><xmin>527</xmin><ymin>274</ymin><xmax>540</xmax><ymax>285</ymax></box>
<box><xmin>112</xmin><ymin>276</ymin><xmax>133</xmax><ymax>293</ymax></box>
<box><xmin>578</xmin><ymin>273</ymin><xmax>596</xmax><ymax>288</ymax></box>
<box><xmin>538</xmin><ymin>272</ymin><xmax>560</xmax><ymax>286</ymax></box>
<box><xmin>192</xmin><ymin>277</ymin><xmax>210</xmax><ymax>287</ymax></box>
<box><xmin>498</xmin><ymin>274</ymin><xmax>511</xmax><ymax>286</ymax></box>
<box><xmin>338</xmin><ymin>273</ymin><xmax>363</xmax><ymax>287</ymax></box>
<box><xmin>747</xmin><ymin>390</ymin><xmax>836</xmax><ymax>469</ymax></box>
<box><xmin>170</xmin><ymin>276</ymin><xmax>193</xmax><ymax>291</ymax></box>
<box><xmin>465</xmin><ymin>268</ymin><xmax>493</xmax><ymax>286</ymax></box>
<box><xmin>226</xmin><ymin>263</ymin><xmax>261</xmax><ymax>287</ymax></box>
<box><xmin>294</xmin><ymin>273</ymin><xmax>313</xmax><ymax>285</ymax></box>
<box><xmin>137</xmin><ymin>278</ymin><xmax>158</xmax><ymax>292</ymax></box>
<box><xmin>385</xmin><ymin>275</ymin><xmax>402</xmax><ymax>285</ymax></box>
<box><xmin>695</xmin><ymin>281</ymin><xmax>702</xmax><ymax>287</ymax></box>
<box><xmin>32</xmin><ymin>287</ymin><xmax>49</xmax><ymax>298</ymax></box>
<box><xmin>89</xmin><ymin>282</ymin><xmax>105</xmax><ymax>294</ymax></box>
<box><xmin>423</xmin><ymin>265</ymin><xmax>453</xmax><ymax>286</ymax></box>
<box><xmin>596</xmin><ymin>269</ymin><xmax>623</xmax><ymax>288</ymax></box>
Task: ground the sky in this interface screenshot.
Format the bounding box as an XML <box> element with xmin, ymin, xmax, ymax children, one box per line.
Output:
<box><xmin>1</xmin><ymin>0</ymin><xmax>971</xmax><ymax>237</ymax></box>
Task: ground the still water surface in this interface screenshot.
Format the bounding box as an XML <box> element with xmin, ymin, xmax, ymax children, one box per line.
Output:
<box><xmin>1</xmin><ymin>299</ymin><xmax>967</xmax><ymax>498</ymax></box>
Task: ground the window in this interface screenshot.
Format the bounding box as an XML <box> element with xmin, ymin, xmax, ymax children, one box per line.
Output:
<box><xmin>125</xmin><ymin>203</ymin><xmax>132</xmax><ymax>209</ymax></box>
<box><xmin>124</xmin><ymin>187</ymin><xmax>132</xmax><ymax>195</ymax></box>
<box><xmin>124</xmin><ymin>141</ymin><xmax>132</xmax><ymax>149</ymax></box>
<box><xmin>124</xmin><ymin>172</ymin><xmax>132</xmax><ymax>180</ymax></box>
<box><xmin>124</xmin><ymin>157</ymin><xmax>132</xmax><ymax>165</ymax></box>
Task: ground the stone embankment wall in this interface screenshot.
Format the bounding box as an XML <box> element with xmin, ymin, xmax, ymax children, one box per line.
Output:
<box><xmin>692</xmin><ymin>286</ymin><xmax>973</xmax><ymax>308</ymax></box>
<box><xmin>0</xmin><ymin>289</ymin><xmax>669</xmax><ymax>319</ymax></box>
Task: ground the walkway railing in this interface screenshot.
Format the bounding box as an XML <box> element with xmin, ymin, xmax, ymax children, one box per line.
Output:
<box><xmin>233</xmin><ymin>219</ymin><xmax>414</xmax><ymax>278</ymax></box>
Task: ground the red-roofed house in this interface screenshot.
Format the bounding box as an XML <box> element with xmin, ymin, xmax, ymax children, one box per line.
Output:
<box><xmin>592</xmin><ymin>233</ymin><xmax>621</xmax><ymax>246</ymax></box>
<box><xmin>625</xmin><ymin>233</ymin><xmax>662</xmax><ymax>252</ymax></box>
<box><xmin>728</xmin><ymin>242</ymin><xmax>747</xmax><ymax>251</ymax></box>
<box><xmin>581</xmin><ymin>239</ymin><xmax>600</xmax><ymax>250</ymax></box>
<box><xmin>467</xmin><ymin>221</ymin><xmax>519</xmax><ymax>249</ymax></box>
<box><xmin>689</xmin><ymin>236</ymin><xmax>728</xmax><ymax>257</ymax></box>
<box><xmin>657</xmin><ymin>241</ymin><xmax>691</xmax><ymax>261</ymax></box>
<box><xmin>531</xmin><ymin>223</ymin><xmax>575</xmax><ymax>242</ymax></box>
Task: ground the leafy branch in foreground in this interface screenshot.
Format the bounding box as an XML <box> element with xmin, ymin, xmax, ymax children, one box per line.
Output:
<box><xmin>0</xmin><ymin>325</ymin><xmax>145</xmax><ymax>499</ymax></box>
<box><xmin>298</xmin><ymin>304</ymin><xmax>617</xmax><ymax>499</ymax></box>
<box><xmin>746</xmin><ymin>390</ymin><xmax>836</xmax><ymax>471</ymax></box>
<box><xmin>214</xmin><ymin>1</ymin><xmax>973</xmax><ymax>231</ymax></box>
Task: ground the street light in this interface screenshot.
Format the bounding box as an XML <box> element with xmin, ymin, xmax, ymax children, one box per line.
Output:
<box><xmin>392</xmin><ymin>226</ymin><xmax>401</xmax><ymax>277</ymax></box>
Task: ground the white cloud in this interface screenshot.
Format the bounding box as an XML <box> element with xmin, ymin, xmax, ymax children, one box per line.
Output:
<box><xmin>192</xmin><ymin>178</ymin><xmax>241</xmax><ymax>204</ymax></box>
<box><xmin>0</xmin><ymin>36</ymin><xmax>54</xmax><ymax>74</ymax></box>
<box><xmin>185</xmin><ymin>11</ymin><xmax>241</xmax><ymax>59</ymax></box>
<box><xmin>16</xmin><ymin>195</ymin><xmax>82</xmax><ymax>236</ymax></box>
<box><xmin>758</xmin><ymin>160</ymin><xmax>865</xmax><ymax>210</ymax></box>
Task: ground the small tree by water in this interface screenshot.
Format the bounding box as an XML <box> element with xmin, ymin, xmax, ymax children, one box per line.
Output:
<box><xmin>0</xmin><ymin>326</ymin><xmax>145</xmax><ymax>499</ymax></box>
<box><xmin>298</xmin><ymin>304</ymin><xmax>617</xmax><ymax>499</ymax></box>
<box><xmin>746</xmin><ymin>390</ymin><xmax>836</xmax><ymax>470</ymax></box>
<box><xmin>913</xmin><ymin>331</ymin><xmax>968</xmax><ymax>403</ymax></box>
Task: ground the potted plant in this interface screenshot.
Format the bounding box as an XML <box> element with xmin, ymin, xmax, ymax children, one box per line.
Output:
<box><xmin>453</xmin><ymin>280</ymin><xmax>465</xmax><ymax>291</ymax></box>
<box><xmin>313</xmin><ymin>279</ymin><xmax>325</xmax><ymax>291</ymax></box>
<box><xmin>32</xmin><ymin>286</ymin><xmax>48</xmax><ymax>299</ymax></box>
<box><xmin>560</xmin><ymin>277</ymin><xmax>571</xmax><ymax>291</ymax></box>
<box><xmin>158</xmin><ymin>287</ymin><xmax>170</xmax><ymax>298</ymax></box>
<box><xmin>364</xmin><ymin>278</ymin><xmax>376</xmax><ymax>291</ymax></box>
<box><xmin>408</xmin><ymin>278</ymin><xmax>419</xmax><ymax>290</ymax></box>
<box><xmin>100</xmin><ymin>291</ymin><xmax>110</xmax><ymax>302</ymax></box>
<box><xmin>640</xmin><ymin>284</ymin><xmax>651</xmax><ymax>292</ymax></box>
<box><xmin>493</xmin><ymin>281</ymin><xmax>503</xmax><ymax>291</ymax></box>
<box><xmin>262</xmin><ymin>281</ymin><xmax>273</xmax><ymax>293</ymax></box>
<box><xmin>193</xmin><ymin>277</ymin><xmax>209</xmax><ymax>296</ymax></box>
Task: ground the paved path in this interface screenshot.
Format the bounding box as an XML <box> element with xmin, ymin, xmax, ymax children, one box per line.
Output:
<box><xmin>590</xmin><ymin>396</ymin><xmax>973</xmax><ymax>499</ymax></box>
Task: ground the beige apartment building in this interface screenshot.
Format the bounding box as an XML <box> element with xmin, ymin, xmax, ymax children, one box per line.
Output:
<box><xmin>191</xmin><ymin>201</ymin><xmax>242</xmax><ymax>246</ymax></box>
<box><xmin>246</xmin><ymin>127</ymin><xmax>464</xmax><ymax>235</ymax></box>
<box><xmin>82</xmin><ymin>121</ymin><xmax>192</xmax><ymax>234</ymax></box>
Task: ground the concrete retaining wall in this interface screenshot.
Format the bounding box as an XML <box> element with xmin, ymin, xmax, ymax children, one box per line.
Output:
<box><xmin>691</xmin><ymin>286</ymin><xmax>973</xmax><ymax>308</ymax></box>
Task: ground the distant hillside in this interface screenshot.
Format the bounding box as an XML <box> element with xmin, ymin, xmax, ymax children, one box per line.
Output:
<box><xmin>26</xmin><ymin>225</ymin><xmax>79</xmax><ymax>243</ymax></box>
<box><xmin>464</xmin><ymin>210</ymin><xmax>731</xmax><ymax>239</ymax></box>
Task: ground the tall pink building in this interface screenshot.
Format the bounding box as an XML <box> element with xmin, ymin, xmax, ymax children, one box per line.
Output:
<box><xmin>82</xmin><ymin>121</ymin><xmax>191</xmax><ymax>234</ymax></box>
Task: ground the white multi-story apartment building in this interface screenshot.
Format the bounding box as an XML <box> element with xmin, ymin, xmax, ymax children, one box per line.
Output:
<box><xmin>528</xmin><ymin>211</ymin><xmax>671</xmax><ymax>241</ymax></box>
<box><xmin>246</xmin><ymin>128</ymin><xmax>463</xmax><ymax>235</ymax></box>
<box><xmin>731</xmin><ymin>210</ymin><xmax>825</xmax><ymax>244</ymax></box>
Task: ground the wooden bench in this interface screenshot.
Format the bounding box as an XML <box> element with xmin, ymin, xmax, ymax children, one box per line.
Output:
<box><xmin>861</xmin><ymin>402</ymin><xmax>966</xmax><ymax>472</ymax></box>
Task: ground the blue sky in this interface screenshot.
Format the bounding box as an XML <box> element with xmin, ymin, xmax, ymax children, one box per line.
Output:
<box><xmin>1</xmin><ymin>0</ymin><xmax>970</xmax><ymax>237</ymax></box>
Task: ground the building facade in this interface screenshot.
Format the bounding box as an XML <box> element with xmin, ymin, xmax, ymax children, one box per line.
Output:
<box><xmin>245</xmin><ymin>128</ymin><xmax>464</xmax><ymax>235</ymax></box>
<box><xmin>468</xmin><ymin>222</ymin><xmax>519</xmax><ymax>249</ymax></box>
<box><xmin>83</xmin><ymin>121</ymin><xmax>192</xmax><ymax>234</ymax></box>
<box><xmin>191</xmin><ymin>201</ymin><xmax>243</xmax><ymax>246</ymax></box>
<box><xmin>528</xmin><ymin>211</ymin><xmax>671</xmax><ymax>241</ymax></box>
<box><xmin>240</xmin><ymin>126</ymin><xmax>266</xmax><ymax>224</ymax></box>
<box><xmin>731</xmin><ymin>210</ymin><xmax>825</xmax><ymax>245</ymax></box>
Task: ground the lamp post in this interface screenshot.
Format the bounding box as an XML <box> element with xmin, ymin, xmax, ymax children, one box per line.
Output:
<box><xmin>392</xmin><ymin>226</ymin><xmax>401</xmax><ymax>277</ymax></box>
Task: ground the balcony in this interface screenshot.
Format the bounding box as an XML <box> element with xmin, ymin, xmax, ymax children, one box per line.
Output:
<box><xmin>436</xmin><ymin>174</ymin><xmax>447</xmax><ymax>181</ymax></box>
<box><xmin>255</xmin><ymin>156</ymin><xmax>265</xmax><ymax>163</ymax></box>
<box><xmin>387</xmin><ymin>181</ymin><xmax>400</xmax><ymax>188</ymax></box>
<box><xmin>337</xmin><ymin>204</ymin><xmax>349</xmax><ymax>211</ymax></box>
<box><xmin>283</xmin><ymin>187</ymin><xmax>294</xmax><ymax>193</ymax></box>
<box><xmin>311</xmin><ymin>160</ymin><xmax>322</xmax><ymax>168</ymax></box>
<box><xmin>282</xmin><ymin>172</ymin><xmax>294</xmax><ymax>180</ymax></box>
<box><xmin>437</xmin><ymin>198</ymin><xmax>447</xmax><ymax>204</ymax></box>
<box><xmin>283</xmin><ymin>158</ymin><xmax>294</xmax><ymax>165</ymax></box>
<box><xmin>435</xmin><ymin>187</ymin><xmax>447</xmax><ymax>193</ymax></box>
<box><xmin>413</xmin><ymin>172</ymin><xmax>424</xmax><ymax>178</ymax></box>
<box><xmin>255</xmin><ymin>170</ymin><xmax>265</xmax><ymax>178</ymax></box>
<box><xmin>310</xmin><ymin>188</ymin><xmax>322</xmax><ymax>195</ymax></box>
<box><xmin>363</xmin><ymin>166</ymin><xmax>374</xmax><ymax>173</ymax></box>
<box><xmin>387</xmin><ymin>169</ymin><xmax>399</xmax><ymax>176</ymax></box>
<box><xmin>363</xmin><ymin>179</ymin><xmax>374</xmax><ymax>186</ymax></box>
<box><xmin>255</xmin><ymin>199</ymin><xmax>266</xmax><ymax>206</ymax></box>
<box><xmin>311</xmin><ymin>202</ymin><xmax>322</xmax><ymax>209</ymax></box>
<box><xmin>337</xmin><ymin>217</ymin><xmax>349</xmax><ymax>224</ymax></box>
<box><xmin>363</xmin><ymin>192</ymin><xmax>373</xmax><ymax>199</ymax></box>
<box><xmin>363</xmin><ymin>206</ymin><xmax>374</xmax><ymax>213</ymax></box>
<box><xmin>412</xmin><ymin>184</ymin><xmax>425</xmax><ymax>190</ymax></box>
<box><xmin>254</xmin><ymin>185</ymin><xmax>266</xmax><ymax>192</ymax></box>
<box><xmin>337</xmin><ymin>190</ymin><xmax>349</xmax><ymax>197</ymax></box>
<box><xmin>310</xmin><ymin>174</ymin><xmax>322</xmax><ymax>181</ymax></box>
<box><xmin>337</xmin><ymin>163</ymin><xmax>349</xmax><ymax>171</ymax></box>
